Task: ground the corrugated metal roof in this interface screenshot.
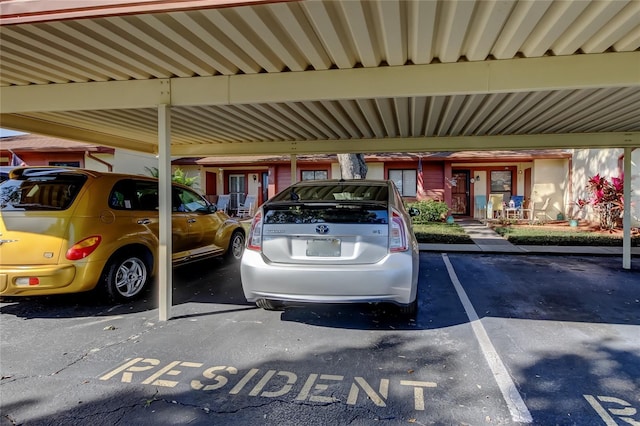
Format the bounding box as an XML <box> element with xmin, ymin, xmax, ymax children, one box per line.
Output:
<box><xmin>1</xmin><ymin>0</ymin><xmax>638</xmax><ymax>155</ymax></box>
<box><xmin>0</xmin><ymin>134</ymin><xmax>113</xmax><ymax>152</ymax></box>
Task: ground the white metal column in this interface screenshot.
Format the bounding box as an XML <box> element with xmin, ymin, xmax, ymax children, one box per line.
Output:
<box><xmin>622</xmin><ymin>148</ymin><xmax>632</xmax><ymax>270</ymax></box>
<box><xmin>290</xmin><ymin>154</ymin><xmax>297</xmax><ymax>184</ymax></box>
<box><xmin>158</xmin><ymin>104</ymin><xmax>173</xmax><ymax>320</ymax></box>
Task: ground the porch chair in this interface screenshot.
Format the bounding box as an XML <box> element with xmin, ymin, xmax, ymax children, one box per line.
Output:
<box><xmin>520</xmin><ymin>198</ymin><xmax>533</xmax><ymax>222</ymax></box>
<box><xmin>532</xmin><ymin>198</ymin><xmax>551</xmax><ymax>222</ymax></box>
<box><xmin>216</xmin><ymin>194</ymin><xmax>230</xmax><ymax>214</ymax></box>
<box><xmin>474</xmin><ymin>195</ymin><xmax>487</xmax><ymax>219</ymax></box>
<box><xmin>489</xmin><ymin>193</ymin><xmax>505</xmax><ymax>219</ymax></box>
<box><xmin>508</xmin><ymin>195</ymin><xmax>524</xmax><ymax>219</ymax></box>
<box><xmin>236</xmin><ymin>194</ymin><xmax>256</xmax><ymax>218</ymax></box>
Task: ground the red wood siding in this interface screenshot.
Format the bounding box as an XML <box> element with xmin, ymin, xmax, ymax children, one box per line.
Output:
<box><xmin>276</xmin><ymin>166</ymin><xmax>291</xmax><ymax>193</ymax></box>
<box><xmin>422</xmin><ymin>163</ymin><xmax>444</xmax><ymax>201</ymax></box>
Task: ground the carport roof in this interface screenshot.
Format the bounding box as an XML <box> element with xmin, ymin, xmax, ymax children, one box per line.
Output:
<box><xmin>0</xmin><ymin>0</ymin><xmax>639</xmax><ymax>156</ymax></box>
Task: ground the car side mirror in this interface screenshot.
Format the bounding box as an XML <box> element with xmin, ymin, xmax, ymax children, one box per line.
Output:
<box><xmin>208</xmin><ymin>204</ymin><xmax>218</xmax><ymax>214</ymax></box>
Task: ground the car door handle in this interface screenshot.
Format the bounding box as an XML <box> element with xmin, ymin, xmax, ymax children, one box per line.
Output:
<box><xmin>187</xmin><ymin>218</ymin><xmax>196</xmax><ymax>223</ymax></box>
<box><xmin>137</xmin><ymin>219</ymin><xmax>151</xmax><ymax>225</ymax></box>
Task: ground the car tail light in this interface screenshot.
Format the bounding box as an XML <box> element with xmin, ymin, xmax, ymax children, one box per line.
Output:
<box><xmin>66</xmin><ymin>236</ymin><xmax>102</xmax><ymax>260</ymax></box>
<box><xmin>390</xmin><ymin>210</ymin><xmax>408</xmax><ymax>252</ymax></box>
<box><xmin>246</xmin><ymin>211</ymin><xmax>263</xmax><ymax>252</ymax></box>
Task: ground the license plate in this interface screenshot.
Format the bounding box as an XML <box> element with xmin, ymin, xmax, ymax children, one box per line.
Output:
<box><xmin>306</xmin><ymin>238</ymin><xmax>341</xmax><ymax>257</ymax></box>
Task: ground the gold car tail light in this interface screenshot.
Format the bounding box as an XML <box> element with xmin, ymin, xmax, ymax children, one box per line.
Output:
<box><xmin>66</xmin><ymin>236</ymin><xmax>102</xmax><ymax>260</ymax></box>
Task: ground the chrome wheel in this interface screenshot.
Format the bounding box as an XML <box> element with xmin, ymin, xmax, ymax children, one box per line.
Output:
<box><xmin>114</xmin><ymin>257</ymin><xmax>147</xmax><ymax>297</ymax></box>
<box><xmin>227</xmin><ymin>231</ymin><xmax>245</xmax><ymax>261</ymax></box>
<box><xmin>103</xmin><ymin>254</ymin><xmax>150</xmax><ymax>301</ymax></box>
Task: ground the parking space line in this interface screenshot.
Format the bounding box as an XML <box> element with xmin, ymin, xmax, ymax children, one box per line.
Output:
<box><xmin>442</xmin><ymin>254</ymin><xmax>533</xmax><ymax>424</ymax></box>
<box><xmin>67</xmin><ymin>316</ymin><xmax>124</xmax><ymax>328</ymax></box>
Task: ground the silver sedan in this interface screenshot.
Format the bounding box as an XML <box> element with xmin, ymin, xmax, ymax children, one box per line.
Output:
<box><xmin>240</xmin><ymin>179</ymin><xmax>419</xmax><ymax>316</ymax></box>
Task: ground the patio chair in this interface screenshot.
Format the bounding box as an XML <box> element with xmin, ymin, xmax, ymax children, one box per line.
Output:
<box><xmin>532</xmin><ymin>198</ymin><xmax>551</xmax><ymax>222</ymax></box>
<box><xmin>236</xmin><ymin>194</ymin><xmax>256</xmax><ymax>217</ymax></box>
<box><xmin>216</xmin><ymin>194</ymin><xmax>230</xmax><ymax>214</ymax></box>
<box><xmin>489</xmin><ymin>193</ymin><xmax>505</xmax><ymax>218</ymax></box>
<box><xmin>520</xmin><ymin>198</ymin><xmax>533</xmax><ymax>222</ymax></box>
<box><xmin>507</xmin><ymin>195</ymin><xmax>524</xmax><ymax>219</ymax></box>
<box><xmin>474</xmin><ymin>195</ymin><xmax>487</xmax><ymax>219</ymax></box>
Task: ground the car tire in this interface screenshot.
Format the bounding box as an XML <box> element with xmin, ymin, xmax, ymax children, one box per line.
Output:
<box><xmin>399</xmin><ymin>299</ymin><xmax>417</xmax><ymax>318</ymax></box>
<box><xmin>101</xmin><ymin>252</ymin><xmax>150</xmax><ymax>302</ymax></box>
<box><xmin>226</xmin><ymin>230</ymin><xmax>245</xmax><ymax>262</ymax></box>
<box><xmin>256</xmin><ymin>298</ymin><xmax>284</xmax><ymax>311</ymax></box>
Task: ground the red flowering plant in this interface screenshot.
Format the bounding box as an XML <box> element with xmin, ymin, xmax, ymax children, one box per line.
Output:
<box><xmin>572</xmin><ymin>197</ymin><xmax>589</xmax><ymax>220</ymax></box>
<box><xmin>584</xmin><ymin>173</ymin><xmax>624</xmax><ymax>230</ymax></box>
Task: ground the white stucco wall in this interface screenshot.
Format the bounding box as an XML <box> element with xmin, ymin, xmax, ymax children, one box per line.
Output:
<box><xmin>172</xmin><ymin>165</ymin><xmax>203</xmax><ymax>192</ymax></box>
<box><xmin>532</xmin><ymin>159</ymin><xmax>568</xmax><ymax>220</ymax></box>
<box><xmin>83</xmin><ymin>150</ymin><xmax>157</xmax><ymax>175</ymax></box>
<box><xmin>109</xmin><ymin>149</ymin><xmax>159</xmax><ymax>175</ymax></box>
<box><xmin>572</xmin><ymin>148</ymin><xmax>639</xmax><ymax>227</ymax></box>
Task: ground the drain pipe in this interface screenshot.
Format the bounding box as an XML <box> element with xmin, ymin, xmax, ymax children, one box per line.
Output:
<box><xmin>86</xmin><ymin>151</ymin><xmax>113</xmax><ymax>171</ymax></box>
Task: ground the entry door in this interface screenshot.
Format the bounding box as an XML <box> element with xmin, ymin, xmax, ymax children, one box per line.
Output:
<box><xmin>451</xmin><ymin>171</ymin><xmax>470</xmax><ymax>215</ymax></box>
<box><xmin>229</xmin><ymin>174</ymin><xmax>246</xmax><ymax>212</ymax></box>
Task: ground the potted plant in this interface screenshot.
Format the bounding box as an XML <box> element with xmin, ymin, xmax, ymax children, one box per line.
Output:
<box><xmin>570</xmin><ymin>198</ymin><xmax>589</xmax><ymax>227</ymax></box>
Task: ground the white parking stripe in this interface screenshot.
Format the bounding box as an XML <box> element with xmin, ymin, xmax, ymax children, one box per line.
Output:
<box><xmin>67</xmin><ymin>316</ymin><xmax>124</xmax><ymax>328</ymax></box>
<box><xmin>442</xmin><ymin>254</ymin><xmax>533</xmax><ymax>424</ymax></box>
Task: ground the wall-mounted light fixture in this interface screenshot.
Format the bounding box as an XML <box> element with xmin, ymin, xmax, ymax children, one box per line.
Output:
<box><xmin>253</xmin><ymin>174</ymin><xmax>257</xmax><ymax>181</ymax></box>
<box><xmin>475</xmin><ymin>175</ymin><xmax>481</xmax><ymax>181</ymax></box>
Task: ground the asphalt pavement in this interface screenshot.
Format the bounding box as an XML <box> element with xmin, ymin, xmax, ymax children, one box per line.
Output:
<box><xmin>419</xmin><ymin>218</ymin><xmax>640</xmax><ymax>256</ymax></box>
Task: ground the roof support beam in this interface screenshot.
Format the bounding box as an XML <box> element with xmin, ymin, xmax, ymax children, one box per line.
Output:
<box><xmin>170</xmin><ymin>132</ymin><xmax>640</xmax><ymax>156</ymax></box>
<box><xmin>2</xmin><ymin>52</ymin><xmax>638</xmax><ymax>113</ymax></box>
<box><xmin>1</xmin><ymin>79</ymin><xmax>171</xmax><ymax>113</ymax></box>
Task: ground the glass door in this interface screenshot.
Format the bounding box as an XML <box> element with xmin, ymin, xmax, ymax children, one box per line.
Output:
<box><xmin>451</xmin><ymin>171</ymin><xmax>470</xmax><ymax>215</ymax></box>
<box><xmin>229</xmin><ymin>174</ymin><xmax>246</xmax><ymax>214</ymax></box>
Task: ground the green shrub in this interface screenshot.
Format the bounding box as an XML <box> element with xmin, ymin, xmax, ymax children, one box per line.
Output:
<box><xmin>413</xmin><ymin>223</ymin><xmax>473</xmax><ymax>244</ymax></box>
<box><xmin>407</xmin><ymin>200</ymin><xmax>450</xmax><ymax>223</ymax></box>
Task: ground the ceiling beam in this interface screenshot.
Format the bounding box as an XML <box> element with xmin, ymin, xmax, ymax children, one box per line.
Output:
<box><xmin>170</xmin><ymin>132</ymin><xmax>640</xmax><ymax>156</ymax></box>
<box><xmin>1</xmin><ymin>79</ymin><xmax>171</xmax><ymax>114</ymax></box>
<box><xmin>2</xmin><ymin>52</ymin><xmax>638</xmax><ymax>113</ymax></box>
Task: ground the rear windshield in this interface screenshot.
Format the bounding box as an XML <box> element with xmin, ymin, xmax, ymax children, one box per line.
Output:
<box><xmin>271</xmin><ymin>183</ymin><xmax>389</xmax><ymax>203</ymax></box>
<box><xmin>0</xmin><ymin>171</ymin><xmax>87</xmax><ymax>211</ymax></box>
<box><xmin>264</xmin><ymin>205</ymin><xmax>388</xmax><ymax>224</ymax></box>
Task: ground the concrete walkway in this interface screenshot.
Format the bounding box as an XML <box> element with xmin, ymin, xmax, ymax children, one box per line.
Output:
<box><xmin>419</xmin><ymin>218</ymin><xmax>640</xmax><ymax>256</ymax></box>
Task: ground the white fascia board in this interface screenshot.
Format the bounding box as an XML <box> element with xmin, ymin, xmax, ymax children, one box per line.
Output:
<box><xmin>171</xmin><ymin>132</ymin><xmax>640</xmax><ymax>156</ymax></box>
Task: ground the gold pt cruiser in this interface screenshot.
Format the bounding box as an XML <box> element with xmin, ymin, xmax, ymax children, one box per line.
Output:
<box><xmin>0</xmin><ymin>167</ymin><xmax>245</xmax><ymax>301</ymax></box>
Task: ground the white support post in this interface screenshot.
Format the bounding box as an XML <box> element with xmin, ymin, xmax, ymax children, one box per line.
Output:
<box><xmin>158</xmin><ymin>104</ymin><xmax>173</xmax><ymax>320</ymax></box>
<box><xmin>290</xmin><ymin>154</ymin><xmax>297</xmax><ymax>184</ymax></box>
<box><xmin>622</xmin><ymin>148</ymin><xmax>631</xmax><ymax>270</ymax></box>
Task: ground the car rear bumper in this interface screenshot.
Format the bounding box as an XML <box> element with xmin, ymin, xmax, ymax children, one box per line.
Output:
<box><xmin>0</xmin><ymin>260</ymin><xmax>105</xmax><ymax>296</ymax></box>
<box><xmin>240</xmin><ymin>249</ymin><xmax>418</xmax><ymax>305</ymax></box>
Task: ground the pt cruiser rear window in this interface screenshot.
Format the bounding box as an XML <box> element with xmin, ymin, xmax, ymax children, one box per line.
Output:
<box><xmin>0</xmin><ymin>170</ymin><xmax>86</xmax><ymax>211</ymax></box>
